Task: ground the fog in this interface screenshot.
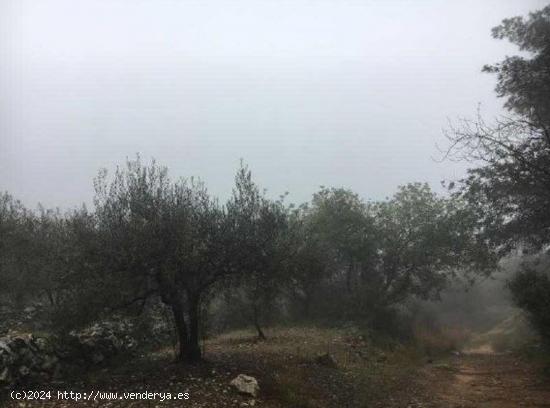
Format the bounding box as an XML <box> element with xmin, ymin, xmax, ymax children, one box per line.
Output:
<box><xmin>1</xmin><ymin>0</ymin><xmax>546</xmax><ymax>208</ymax></box>
<box><xmin>2</xmin><ymin>2</ymin><xmax>550</xmax><ymax>404</ymax></box>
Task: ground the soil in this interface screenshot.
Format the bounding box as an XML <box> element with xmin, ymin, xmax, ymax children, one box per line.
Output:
<box><xmin>388</xmin><ymin>352</ymin><xmax>550</xmax><ymax>408</ymax></box>
<box><xmin>2</xmin><ymin>329</ymin><xmax>550</xmax><ymax>407</ymax></box>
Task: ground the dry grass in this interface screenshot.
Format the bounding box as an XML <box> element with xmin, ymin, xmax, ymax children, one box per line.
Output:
<box><xmin>206</xmin><ymin>326</ymin><xmax>424</xmax><ymax>407</ymax></box>
<box><xmin>1</xmin><ymin>326</ymin><xmax>428</xmax><ymax>407</ymax></box>
<box><xmin>209</xmin><ymin>326</ymin><xmax>370</xmax><ymax>364</ymax></box>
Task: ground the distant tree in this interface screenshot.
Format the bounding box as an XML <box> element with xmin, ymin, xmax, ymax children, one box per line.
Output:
<box><xmin>309</xmin><ymin>187</ymin><xmax>377</xmax><ymax>297</ymax></box>
<box><xmin>223</xmin><ymin>187</ymin><xmax>290</xmax><ymax>340</ymax></box>
<box><xmin>30</xmin><ymin>207</ymin><xmax>79</xmax><ymax>309</ymax></box>
<box><xmin>0</xmin><ymin>191</ymin><xmax>105</xmax><ymax>332</ymax></box>
<box><xmin>49</xmin><ymin>207</ymin><xmax>109</xmax><ymax>332</ymax></box>
<box><xmin>0</xmin><ymin>192</ymin><xmax>34</xmax><ymax>308</ymax></box>
<box><xmin>301</xmin><ymin>185</ymin><xmax>493</xmax><ymax>322</ymax></box>
<box><xmin>286</xmin><ymin>205</ymin><xmax>331</xmax><ymax>319</ymax></box>
<box><xmin>370</xmin><ymin>183</ymin><xmax>494</xmax><ymax>307</ymax></box>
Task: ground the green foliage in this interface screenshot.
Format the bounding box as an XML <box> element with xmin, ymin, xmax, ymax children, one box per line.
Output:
<box><xmin>290</xmin><ymin>184</ymin><xmax>494</xmax><ymax>324</ymax></box>
<box><xmin>220</xmin><ymin>167</ymin><xmax>292</xmax><ymax>338</ymax></box>
<box><xmin>446</xmin><ymin>5</ymin><xmax>550</xmax><ymax>255</ymax></box>
<box><xmin>508</xmin><ymin>267</ymin><xmax>550</xmax><ymax>346</ymax></box>
<box><xmin>483</xmin><ymin>5</ymin><xmax>550</xmax><ymax>127</ymax></box>
<box><xmin>90</xmin><ymin>157</ymin><xmax>292</xmax><ymax>360</ymax></box>
<box><xmin>0</xmin><ymin>193</ymin><xmax>84</xmax><ymax>314</ymax></box>
<box><xmin>444</xmin><ymin>4</ymin><xmax>550</xmax><ymax>346</ymax></box>
<box><xmin>286</xmin><ymin>204</ymin><xmax>332</xmax><ymax>319</ymax></box>
<box><xmin>310</xmin><ymin>187</ymin><xmax>376</xmax><ymax>268</ymax></box>
<box><xmin>1</xmin><ymin>158</ymin><xmax>496</xmax><ymax>355</ymax></box>
<box><xmin>374</xmin><ymin>183</ymin><xmax>495</xmax><ymax>300</ymax></box>
<box><xmin>0</xmin><ymin>192</ymin><xmax>35</xmax><ymax>307</ymax></box>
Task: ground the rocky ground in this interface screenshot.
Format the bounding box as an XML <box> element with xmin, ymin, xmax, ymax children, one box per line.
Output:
<box><xmin>1</xmin><ymin>327</ymin><xmax>549</xmax><ymax>407</ymax></box>
<box><xmin>0</xmin><ymin>327</ymin><xmax>414</xmax><ymax>407</ymax></box>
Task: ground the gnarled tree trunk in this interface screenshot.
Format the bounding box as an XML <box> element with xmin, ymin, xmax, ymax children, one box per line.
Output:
<box><xmin>185</xmin><ymin>293</ymin><xmax>202</xmax><ymax>363</ymax></box>
<box><xmin>170</xmin><ymin>299</ymin><xmax>189</xmax><ymax>362</ymax></box>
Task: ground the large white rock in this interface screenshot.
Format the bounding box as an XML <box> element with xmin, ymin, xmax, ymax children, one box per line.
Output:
<box><xmin>230</xmin><ymin>374</ymin><xmax>260</xmax><ymax>397</ymax></box>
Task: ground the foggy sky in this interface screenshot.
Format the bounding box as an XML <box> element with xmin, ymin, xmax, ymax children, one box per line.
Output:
<box><xmin>1</xmin><ymin>0</ymin><xmax>547</xmax><ymax>209</ymax></box>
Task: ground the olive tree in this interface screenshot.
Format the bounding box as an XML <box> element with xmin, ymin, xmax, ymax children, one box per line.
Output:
<box><xmin>222</xmin><ymin>186</ymin><xmax>291</xmax><ymax>340</ymax></box>
<box><xmin>93</xmin><ymin>158</ymin><xmax>284</xmax><ymax>362</ymax></box>
<box><xmin>0</xmin><ymin>192</ymin><xmax>34</xmax><ymax>308</ymax></box>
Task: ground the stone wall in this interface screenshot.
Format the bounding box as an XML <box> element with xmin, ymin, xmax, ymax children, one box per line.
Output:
<box><xmin>0</xmin><ymin>334</ymin><xmax>60</xmax><ymax>387</ymax></box>
<box><xmin>0</xmin><ymin>320</ymin><xmax>137</xmax><ymax>388</ymax></box>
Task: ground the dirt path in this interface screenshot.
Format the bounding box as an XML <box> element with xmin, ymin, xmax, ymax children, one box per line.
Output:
<box><xmin>398</xmin><ymin>353</ymin><xmax>550</xmax><ymax>408</ymax></box>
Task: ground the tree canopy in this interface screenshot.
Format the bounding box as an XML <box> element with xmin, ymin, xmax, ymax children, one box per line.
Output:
<box><xmin>445</xmin><ymin>5</ymin><xmax>550</xmax><ymax>345</ymax></box>
<box><xmin>445</xmin><ymin>5</ymin><xmax>550</xmax><ymax>254</ymax></box>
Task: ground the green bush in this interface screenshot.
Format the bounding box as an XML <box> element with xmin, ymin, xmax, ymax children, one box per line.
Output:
<box><xmin>508</xmin><ymin>268</ymin><xmax>550</xmax><ymax>346</ymax></box>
